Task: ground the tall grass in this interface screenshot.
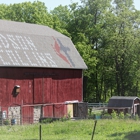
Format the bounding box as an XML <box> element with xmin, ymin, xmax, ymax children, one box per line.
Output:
<box><xmin>0</xmin><ymin>119</ymin><xmax>140</xmax><ymax>140</ymax></box>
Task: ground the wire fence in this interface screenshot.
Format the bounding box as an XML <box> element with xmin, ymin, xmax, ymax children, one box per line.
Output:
<box><xmin>1</xmin><ymin>103</ymin><xmax>132</xmax><ymax>126</ymax></box>
<box><xmin>0</xmin><ymin>103</ymin><xmax>139</xmax><ymax>140</ymax></box>
<box><xmin>0</xmin><ymin>115</ymin><xmax>40</xmax><ymax>126</ymax></box>
<box><xmin>0</xmin><ymin>104</ymin><xmax>138</xmax><ymax>140</ymax></box>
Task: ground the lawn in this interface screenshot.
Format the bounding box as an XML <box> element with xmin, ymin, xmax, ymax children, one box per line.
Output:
<box><xmin>0</xmin><ymin>119</ymin><xmax>140</xmax><ymax>140</ymax></box>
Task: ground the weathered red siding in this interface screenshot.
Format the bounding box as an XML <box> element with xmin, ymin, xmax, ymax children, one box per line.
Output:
<box><xmin>43</xmin><ymin>105</ymin><xmax>53</xmax><ymax>117</ymax></box>
<box><xmin>22</xmin><ymin>106</ymin><xmax>33</xmax><ymax>124</ymax></box>
<box><xmin>43</xmin><ymin>104</ymin><xmax>67</xmax><ymax>118</ymax></box>
<box><xmin>53</xmin><ymin>104</ymin><xmax>67</xmax><ymax>118</ymax></box>
<box><xmin>0</xmin><ymin>67</ymin><xmax>83</xmax><ymax>118</ymax></box>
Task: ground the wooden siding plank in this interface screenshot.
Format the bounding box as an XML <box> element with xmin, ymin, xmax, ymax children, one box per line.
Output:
<box><xmin>34</xmin><ymin>78</ymin><xmax>43</xmax><ymax>104</ymax></box>
<box><xmin>7</xmin><ymin>79</ymin><xmax>15</xmax><ymax>106</ymax></box>
<box><xmin>19</xmin><ymin>79</ymin><xmax>33</xmax><ymax>104</ymax></box>
<box><xmin>43</xmin><ymin>78</ymin><xmax>52</xmax><ymax>103</ymax></box>
<box><xmin>22</xmin><ymin>106</ymin><xmax>33</xmax><ymax>124</ymax></box>
<box><xmin>43</xmin><ymin>105</ymin><xmax>53</xmax><ymax>117</ymax></box>
<box><xmin>0</xmin><ymin>79</ymin><xmax>7</xmax><ymax>106</ymax></box>
<box><xmin>54</xmin><ymin>104</ymin><xmax>67</xmax><ymax>118</ymax></box>
<box><xmin>51</xmin><ymin>78</ymin><xmax>58</xmax><ymax>103</ymax></box>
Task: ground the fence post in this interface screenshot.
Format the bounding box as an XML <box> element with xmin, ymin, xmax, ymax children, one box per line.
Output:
<box><xmin>0</xmin><ymin>111</ymin><xmax>2</xmax><ymax>126</ymax></box>
<box><xmin>39</xmin><ymin>124</ymin><xmax>42</xmax><ymax>140</ymax></box>
<box><xmin>91</xmin><ymin>120</ymin><xmax>97</xmax><ymax>140</ymax></box>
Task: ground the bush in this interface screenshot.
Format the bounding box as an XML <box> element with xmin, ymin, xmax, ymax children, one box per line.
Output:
<box><xmin>40</xmin><ymin>118</ymin><xmax>54</xmax><ymax>123</ymax></box>
<box><xmin>88</xmin><ymin>108</ymin><xmax>95</xmax><ymax>119</ymax></box>
<box><xmin>124</xmin><ymin>113</ymin><xmax>131</xmax><ymax>119</ymax></box>
<box><xmin>133</xmin><ymin>114</ymin><xmax>139</xmax><ymax>121</ymax></box>
<box><xmin>102</xmin><ymin>113</ymin><xmax>112</xmax><ymax>119</ymax></box>
<box><xmin>3</xmin><ymin>119</ymin><xmax>10</xmax><ymax>125</ymax></box>
<box><xmin>111</xmin><ymin>110</ymin><xmax>118</xmax><ymax>119</ymax></box>
<box><xmin>119</xmin><ymin>112</ymin><xmax>125</xmax><ymax>119</ymax></box>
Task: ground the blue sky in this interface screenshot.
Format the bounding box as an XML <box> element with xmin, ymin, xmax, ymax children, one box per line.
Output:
<box><xmin>0</xmin><ymin>0</ymin><xmax>139</xmax><ymax>10</ymax></box>
<box><xmin>0</xmin><ymin>0</ymin><xmax>81</xmax><ymax>11</ymax></box>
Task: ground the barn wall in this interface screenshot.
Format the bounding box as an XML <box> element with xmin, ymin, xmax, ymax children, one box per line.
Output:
<box><xmin>0</xmin><ymin>67</ymin><xmax>83</xmax><ymax>107</ymax></box>
<box><xmin>22</xmin><ymin>106</ymin><xmax>33</xmax><ymax>124</ymax></box>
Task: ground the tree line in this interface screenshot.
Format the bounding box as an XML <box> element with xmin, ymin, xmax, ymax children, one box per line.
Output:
<box><xmin>1</xmin><ymin>0</ymin><xmax>140</xmax><ymax>102</ymax></box>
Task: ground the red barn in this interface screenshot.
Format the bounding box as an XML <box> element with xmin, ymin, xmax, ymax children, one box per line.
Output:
<box><xmin>0</xmin><ymin>20</ymin><xmax>87</xmax><ymax>124</ymax></box>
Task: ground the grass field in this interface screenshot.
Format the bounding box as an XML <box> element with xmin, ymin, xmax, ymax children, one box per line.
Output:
<box><xmin>0</xmin><ymin>119</ymin><xmax>140</xmax><ymax>140</ymax></box>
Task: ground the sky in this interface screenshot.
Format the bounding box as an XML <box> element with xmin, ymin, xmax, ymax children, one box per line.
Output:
<box><xmin>0</xmin><ymin>0</ymin><xmax>140</xmax><ymax>11</ymax></box>
<box><xmin>0</xmin><ymin>0</ymin><xmax>81</xmax><ymax>11</ymax></box>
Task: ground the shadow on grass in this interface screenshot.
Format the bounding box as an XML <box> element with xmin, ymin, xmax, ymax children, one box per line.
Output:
<box><xmin>124</xmin><ymin>131</ymin><xmax>140</xmax><ymax>140</ymax></box>
<box><xmin>24</xmin><ymin>139</ymin><xmax>38</xmax><ymax>140</ymax></box>
<box><xmin>109</xmin><ymin>131</ymin><xmax>140</xmax><ymax>140</ymax></box>
<box><xmin>24</xmin><ymin>139</ymin><xmax>65</xmax><ymax>140</ymax></box>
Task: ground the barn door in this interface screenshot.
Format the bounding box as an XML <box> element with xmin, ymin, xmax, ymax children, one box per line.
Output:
<box><xmin>77</xmin><ymin>103</ymin><xmax>88</xmax><ymax>118</ymax></box>
<box><xmin>33</xmin><ymin>78</ymin><xmax>44</xmax><ymax>104</ymax></box>
<box><xmin>73</xmin><ymin>103</ymin><xmax>88</xmax><ymax>118</ymax></box>
<box><xmin>33</xmin><ymin>77</ymin><xmax>52</xmax><ymax>104</ymax></box>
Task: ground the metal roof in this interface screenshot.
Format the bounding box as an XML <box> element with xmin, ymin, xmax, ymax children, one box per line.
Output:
<box><xmin>0</xmin><ymin>20</ymin><xmax>87</xmax><ymax>69</ymax></box>
<box><xmin>108</xmin><ymin>96</ymin><xmax>139</xmax><ymax>108</ymax></box>
<box><xmin>110</xmin><ymin>96</ymin><xmax>138</xmax><ymax>100</ymax></box>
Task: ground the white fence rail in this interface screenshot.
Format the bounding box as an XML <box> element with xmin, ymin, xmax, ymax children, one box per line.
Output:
<box><xmin>88</xmin><ymin>103</ymin><xmax>108</xmax><ymax>108</ymax></box>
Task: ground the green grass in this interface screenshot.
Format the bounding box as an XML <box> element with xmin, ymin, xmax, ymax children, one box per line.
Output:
<box><xmin>0</xmin><ymin>119</ymin><xmax>140</xmax><ymax>140</ymax></box>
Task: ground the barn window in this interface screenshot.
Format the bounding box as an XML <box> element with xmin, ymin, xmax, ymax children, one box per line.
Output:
<box><xmin>12</xmin><ymin>85</ymin><xmax>20</xmax><ymax>97</ymax></box>
<box><xmin>15</xmin><ymin>85</ymin><xmax>20</xmax><ymax>95</ymax></box>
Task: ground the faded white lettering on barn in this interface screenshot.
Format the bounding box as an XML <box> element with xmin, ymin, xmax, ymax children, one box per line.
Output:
<box><xmin>7</xmin><ymin>35</ymin><xmax>20</xmax><ymax>49</ymax></box>
<box><xmin>0</xmin><ymin>34</ymin><xmax>9</xmax><ymax>48</ymax></box>
<box><xmin>32</xmin><ymin>52</ymin><xmax>42</xmax><ymax>66</ymax></box>
<box><xmin>39</xmin><ymin>55</ymin><xmax>50</xmax><ymax>67</ymax></box>
<box><xmin>0</xmin><ymin>34</ymin><xmax>57</xmax><ymax>67</ymax></box>
<box><xmin>45</xmin><ymin>53</ymin><xmax>57</xmax><ymax>67</ymax></box>
<box><xmin>24</xmin><ymin>36</ymin><xmax>37</xmax><ymax>51</ymax></box>
<box><xmin>0</xmin><ymin>55</ymin><xmax>10</xmax><ymax>65</ymax></box>
<box><xmin>6</xmin><ymin>50</ymin><xmax>20</xmax><ymax>65</ymax></box>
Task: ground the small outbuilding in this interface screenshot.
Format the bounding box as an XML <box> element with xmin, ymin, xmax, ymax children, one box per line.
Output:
<box><xmin>107</xmin><ymin>96</ymin><xmax>140</xmax><ymax>116</ymax></box>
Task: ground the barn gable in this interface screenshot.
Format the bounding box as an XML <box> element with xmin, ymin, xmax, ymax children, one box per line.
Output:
<box><xmin>0</xmin><ymin>20</ymin><xmax>87</xmax><ymax>69</ymax></box>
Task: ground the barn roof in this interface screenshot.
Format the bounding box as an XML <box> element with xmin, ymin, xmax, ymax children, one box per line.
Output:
<box><xmin>0</xmin><ymin>20</ymin><xmax>87</xmax><ymax>69</ymax></box>
<box><xmin>108</xmin><ymin>96</ymin><xmax>139</xmax><ymax>108</ymax></box>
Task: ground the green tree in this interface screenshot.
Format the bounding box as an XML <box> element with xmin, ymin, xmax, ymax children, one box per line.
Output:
<box><xmin>67</xmin><ymin>0</ymin><xmax>112</xmax><ymax>102</ymax></box>
<box><xmin>0</xmin><ymin>1</ymin><xmax>54</xmax><ymax>27</ymax></box>
<box><xmin>0</xmin><ymin>4</ymin><xmax>8</xmax><ymax>19</ymax></box>
<box><xmin>50</xmin><ymin>5</ymin><xmax>71</xmax><ymax>37</ymax></box>
<box><xmin>66</xmin><ymin>0</ymin><xmax>140</xmax><ymax>101</ymax></box>
<box><xmin>105</xmin><ymin>0</ymin><xmax>140</xmax><ymax>96</ymax></box>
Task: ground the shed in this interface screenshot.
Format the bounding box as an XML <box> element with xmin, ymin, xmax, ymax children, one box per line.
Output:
<box><xmin>108</xmin><ymin>96</ymin><xmax>140</xmax><ymax>116</ymax></box>
<box><xmin>0</xmin><ymin>20</ymin><xmax>87</xmax><ymax>124</ymax></box>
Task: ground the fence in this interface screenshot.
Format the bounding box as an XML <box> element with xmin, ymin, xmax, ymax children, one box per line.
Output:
<box><xmin>0</xmin><ymin>103</ymin><xmax>108</xmax><ymax>126</ymax></box>
<box><xmin>88</xmin><ymin>103</ymin><xmax>108</xmax><ymax>110</ymax></box>
<box><xmin>0</xmin><ymin>114</ymin><xmax>40</xmax><ymax>126</ymax></box>
<box><xmin>0</xmin><ymin>102</ymin><xmax>88</xmax><ymax>125</ymax></box>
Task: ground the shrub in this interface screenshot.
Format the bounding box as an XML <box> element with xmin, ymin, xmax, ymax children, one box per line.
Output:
<box><xmin>124</xmin><ymin>113</ymin><xmax>131</xmax><ymax>119</ymax></box>
<box><xmin>40</xmin><ymin>118</ymin><xmax>53</xmax><ymax>123</ymax></box>
<box><xmin>3</xmin><ymin>119</ymin><xmax>10</xmax><ymax>125</ymax></box>
<box><xmin>102</xmin><ymin>113</ymin><xmax>112</xmax><ymax>119</ymax></box>
<box><xmin>119</xmin><ymin>112</ymin><xmax>125</xmax><ymax>119</ymax></box>
<box><xmin>111</xmin><ymin>110</ymin><xmax>118</xmax><ymax>119</ymax></box>
<box><xmin>133</xmin><ymin>114</ymin><xmax>139</xmax><ymax>121</ymax></box>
